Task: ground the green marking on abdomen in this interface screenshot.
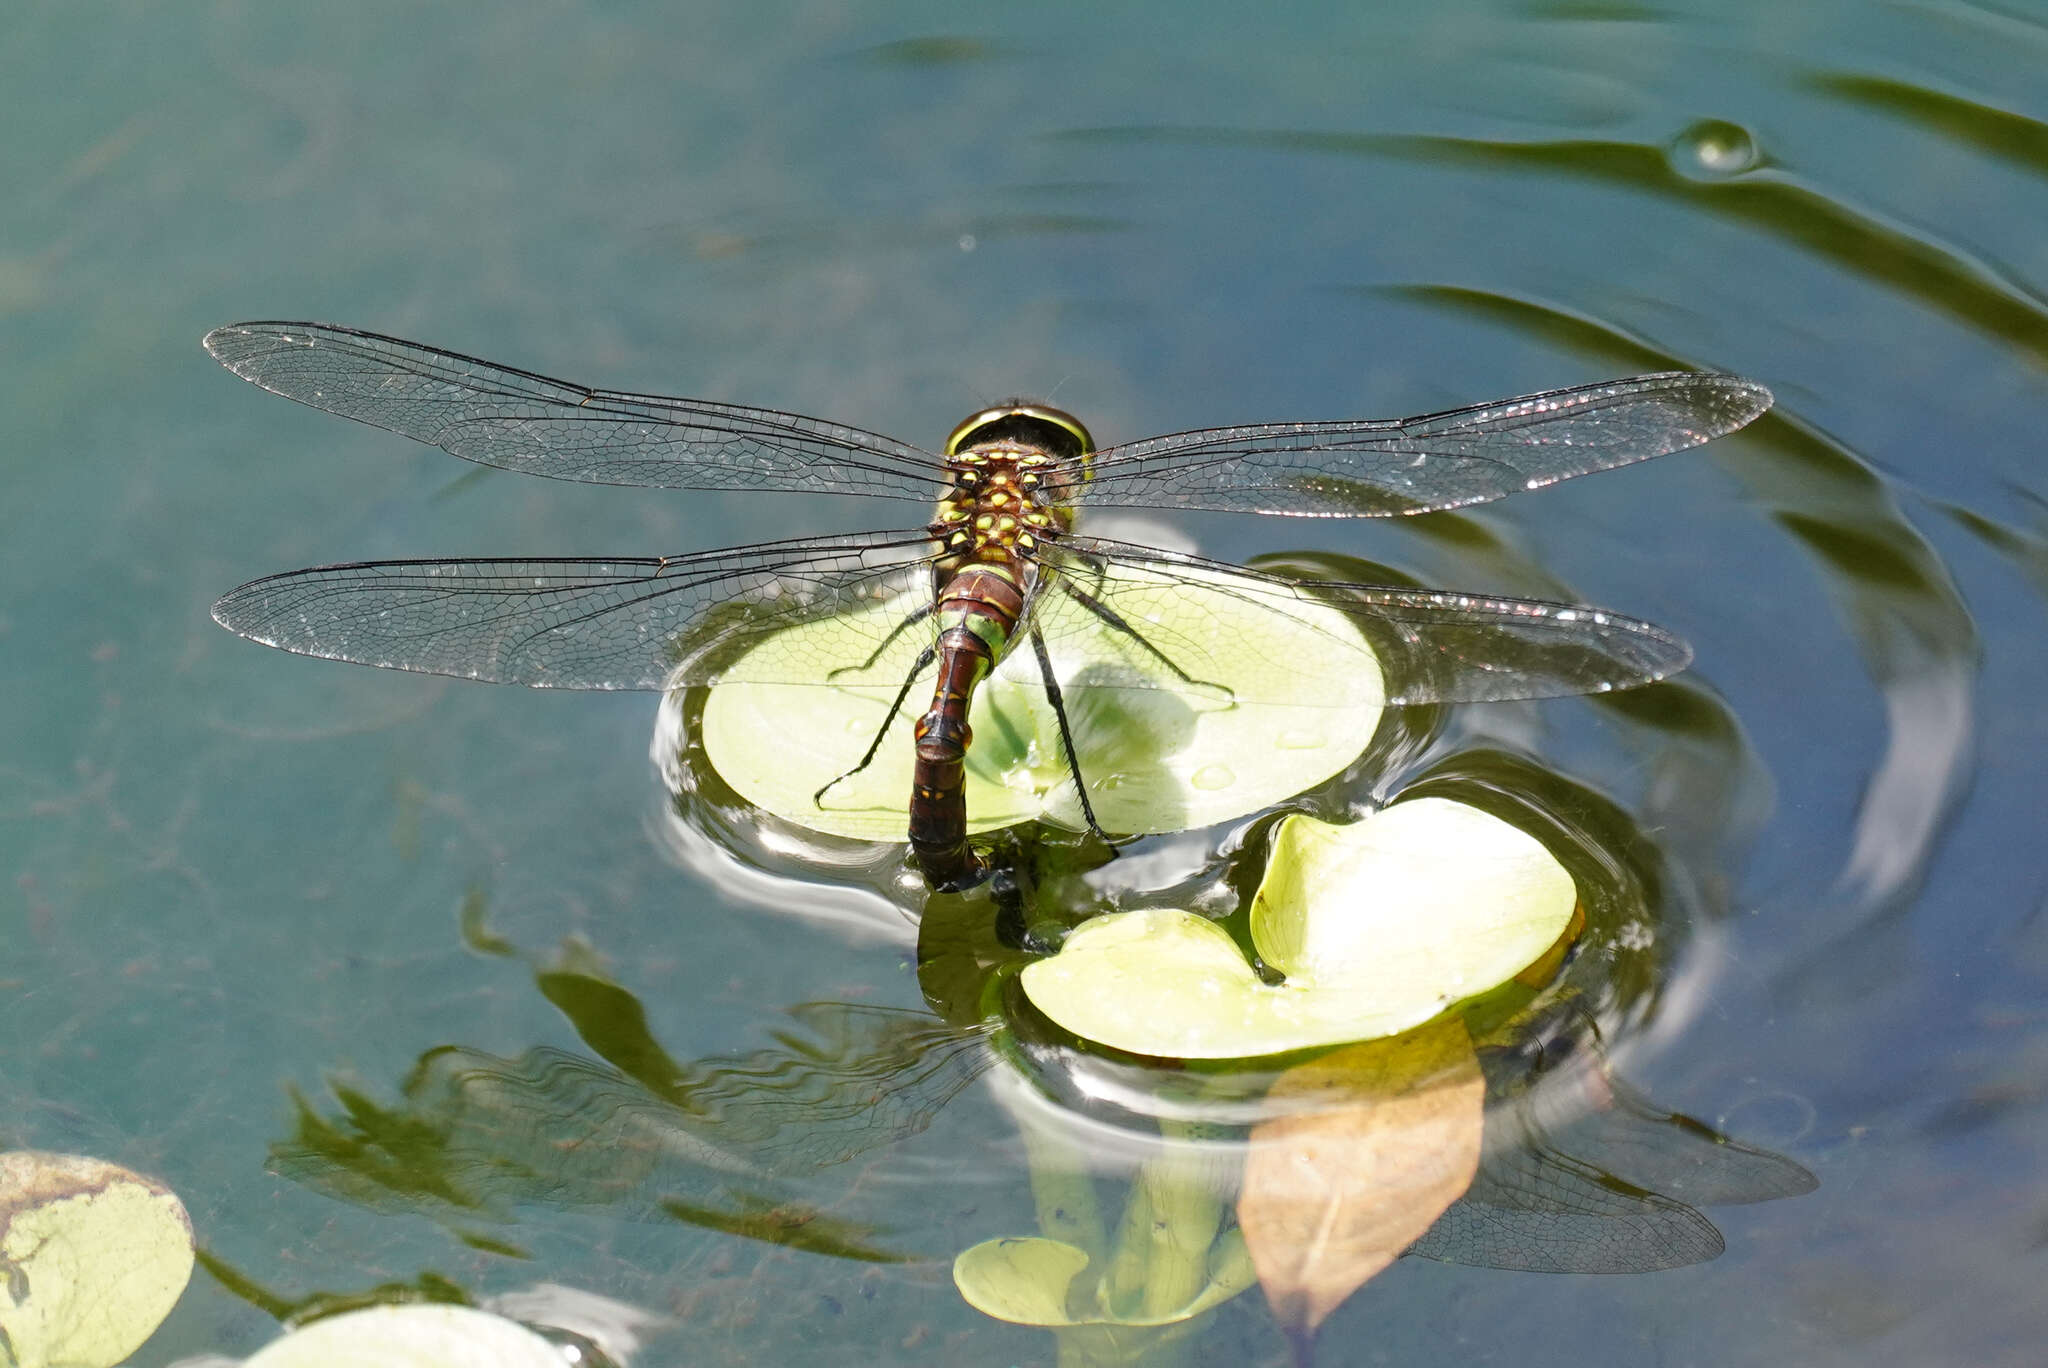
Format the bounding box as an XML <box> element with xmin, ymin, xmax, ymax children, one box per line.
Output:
<box><xmin>938</xmin><ymin>609</ymin><xmax>1011</xmax><ymax>655</ymax></box>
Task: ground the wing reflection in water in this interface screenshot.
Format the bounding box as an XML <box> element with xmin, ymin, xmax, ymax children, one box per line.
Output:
<box><xmin>1408</xmin><ymin>1016</ymin><xmax>1817</xmax><ymax>1273</ymax></box>
<box><xmin>273</xmin><ymin>1003</ymin><xmax>996</xmax><ymax>1261</ymax></box>
<box><xmin>274</xmin><ymin>987</ymin><xmax>1810</xmax><ymax>1279</ymax></box>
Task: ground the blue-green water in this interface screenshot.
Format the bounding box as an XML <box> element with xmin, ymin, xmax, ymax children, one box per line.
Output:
<box><xmin>6</xmin><ymin>1</ymin><xmax>2048</xmax><ymax>1363</ymax></box>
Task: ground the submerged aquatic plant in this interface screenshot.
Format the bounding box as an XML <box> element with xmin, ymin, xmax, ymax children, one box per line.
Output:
<box><xmin>955</xmin><ymin>795</ymin><xmax>1582</xmax><ymax>1358</ymax></box>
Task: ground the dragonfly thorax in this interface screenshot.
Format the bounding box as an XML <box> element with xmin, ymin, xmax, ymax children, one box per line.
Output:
<box><xmin>933</xmin><ymin>402</ymin><xmax>1094</xmax><ymax>566</ymax></box>
<box><xmin>931</xmin><ymin>442</ymin><xmax>1068</xmax><ymax>566</ymax></box>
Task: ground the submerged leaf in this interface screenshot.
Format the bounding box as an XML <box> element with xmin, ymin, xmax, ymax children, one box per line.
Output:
<box><xmin>1237</xmin><ymin>1020</ymin><xmax>1484</xmax><ymax>1335</ymax></box>
<box><xmin>0</xmin><ymin>1151</ymin><xmax>194</xmax><ymax>1368</ymax></box>
<box><xmin>658</xmin><ymin>1192</ymin><xmax>913</xmax><ymax>1263</ymax></box>
<box><xmin>1019</xmin><ymin>798</ymin><xmax>1578</xmax><ymax>1057</ymax></box>
<box><xmin>702</xmin><ymin>564</ymin><xmax>1382</xmax><ymax>841</ymax></box>
<box><xmin>953</xmin><ymin>1231</ymin><xmax>1255</xmax><ymax>1329</ymax></box>
<box><xmin>953</xmin><ymin>1236</ymin><xmax>1094</xmax><ymax>1325</ymax></box>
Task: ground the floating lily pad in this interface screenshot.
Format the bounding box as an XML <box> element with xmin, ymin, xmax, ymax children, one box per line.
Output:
<box><xmin>1251</xmin><ymin>798</ymin><xmax>1578</xmax><ymax>995</ymax></box>
<box><xmin>701</xmin><ymin>564</ymin><xmax>1383</xmax><ymax>841</ymax></box>
<box><xmin>1020</xmin><ymin>798</ymin><xmax>1576</xmax><ymax>1057</ymax></box>
<box><xmin>242</xmin><ymin>1304</ymin><xmax>565</xmax><ymax>1368</ymax></box>
<box><xmin>0</xmin><ymin>1150</ymin><xmax>194</xmax><ymax>1368</ymax></box>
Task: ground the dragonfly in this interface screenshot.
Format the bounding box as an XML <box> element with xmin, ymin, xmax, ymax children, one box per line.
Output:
<box><xmin>206</xmin><ymin>322</ymin><xmax>1771</xmax><ymax>890</ymax></box>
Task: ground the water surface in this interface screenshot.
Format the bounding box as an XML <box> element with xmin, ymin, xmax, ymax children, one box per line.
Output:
<box><xmin>5</xmin><ymin>1</ymin><xmax>2047</xmax><ymax>1363</ymax></box>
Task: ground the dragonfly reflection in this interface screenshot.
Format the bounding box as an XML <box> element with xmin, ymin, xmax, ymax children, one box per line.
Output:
<box><xmin>276</xmin><ymin>1000</ymin><xmax>1810</xmax><ymax>1274</ymax></box>
<box><xmin>207</xmin><ymin>323</ymin><xmax>1770</xmax><ymax>888</ymax></box>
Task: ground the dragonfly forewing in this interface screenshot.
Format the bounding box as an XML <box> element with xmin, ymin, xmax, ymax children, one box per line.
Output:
<box><xmin>205</xmin><ymin>322</ymin><xmax>949</xmax><ymax>498</ymax></box>
<box><xmin>1067</xmin><ymin>372</ymin><xmax>1771</xmax><ymax>517</ymax></box>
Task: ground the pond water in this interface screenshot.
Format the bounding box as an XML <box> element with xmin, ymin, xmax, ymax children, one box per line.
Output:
<box><xmin>6</xmin><ymin>1</ymin><xmax>2047</xmax><ymax>1364</ymax></box>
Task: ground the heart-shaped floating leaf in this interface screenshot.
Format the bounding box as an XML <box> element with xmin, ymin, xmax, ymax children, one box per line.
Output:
<box><xmin>1251</xmin><ymin>797</ymin><xmax>1578</xmax><ymax>997</ymax></box>
<box><xmin>1020</xmin><ymin>798</ymin><xmax>1576</xmax><ymax>1057</ymax></box>
<box><xmin>0</xmin><ymin>1150</ymin><xmax>193</xmax><ymax>1368</ymax></box>
<box><xmin>701</xmin><ymin>564</ymin><xmax>1383</xmax><ymax>841</ymax></box>
<box><xmin>242</xmin><ymin>1304</ymin><xmax>567</xmax><ymax>1368</ymax></box>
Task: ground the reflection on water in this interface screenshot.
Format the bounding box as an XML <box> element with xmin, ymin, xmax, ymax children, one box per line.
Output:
<box><xmin>272</xmin><ymin>987</ymin><xmax>990</xmax><ymax>1261</ymax></box>
<box><xmin>1413</xmin><ymin>1002</ymin><xmax>1817</xmax><ymax>1274</ymax></box>
<box><xmin>214</xmin><ymin>670</ymin><xmax>1818</xmax><ymax>1356</ymax></box>
<box><xmin>248</xmin><ymin>902</ymin><xmax>1813</xmax><ymax>1353</ymax></box>
<box><xmin>1807</xmin><ymin>73</ymin><xmax>2048</xmax><ymax>180</ymax></box>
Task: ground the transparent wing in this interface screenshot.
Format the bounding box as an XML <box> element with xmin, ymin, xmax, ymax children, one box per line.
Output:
<box><xmin>212</xmin><ymin>530</ymin><xmax>945</xmax><ymax>689</ymax></box>
<box><xmin>1509</xmin><ymin>1023</ymin><xmax>1820</xmax><ymax>1209</ymax></box>
<box><xmin>1024</xmin><ymin>535</ymin><xmax>1690</xmax><ymax>708</ymax></box>
<box><xmin>1411</xmin><ymin>1013</ymin><xmax>1815</xmax><ymax>1272</ymax></box>
<box><xmin>1405</xmin><ymin>1140</ymin><xmax>1726</xmax><ymax>1273</ymax></box>
<box><xmin>1067</xmin><ymin>372</ymin><xmax>1771</xmax><ymax>517</ymax></box>
<box><xmin>204</xmin><ymin>321</ymin><xmax>948</xmax><ymax>498</ymax></box>
<box><xmin>1543</xmin><ymin>1073</ymin><xmax>1819</xmax><ymax>1209</ymax></box>
<box><xmin>272</xmin><ymin>1006</ymin><xmax>995</xmax><ymax>1238</ymax></box>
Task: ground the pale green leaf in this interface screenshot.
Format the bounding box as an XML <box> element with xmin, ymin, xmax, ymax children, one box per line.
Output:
<box><xmin>1252</xmin><ymin>798</ymin><xmax>1578</xmax><ymax>996</ymax></box>
<box><xmin>1020</xmin><ymin>798</ymin><xmax>1576</xmax><ymax>1057</ymax></box>
<box><xmin>702</xmin><ymin>565</ymin><xmax>1382</xmax><ymax>841</ymax></box>
<box><xmin>0</xmin><ymin>1151</ymin><xmax>194</xmax><ymax>1368</ymax></box>
<box><xmin>954</xmin><ymin>1233</ymin><xmax>1255</xmax><ymax>1328</ymax></box>
<box><xmin>953</xmin><ymin>1236</ymin><xmax>1093</xmax><ymax>1325</ymax></box>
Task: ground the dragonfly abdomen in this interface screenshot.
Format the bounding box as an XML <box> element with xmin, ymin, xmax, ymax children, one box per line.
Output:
<box><xmin>910</xmin><ymin>563</ymin><xmax>1025</xmax><ymax>891</ymax></box>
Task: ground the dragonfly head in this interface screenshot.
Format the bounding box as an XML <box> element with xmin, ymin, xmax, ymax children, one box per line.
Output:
<box><xmin>946</xmin><ymin>401</ymin><xmax>1094</xmax><ymax>466</ymax></box>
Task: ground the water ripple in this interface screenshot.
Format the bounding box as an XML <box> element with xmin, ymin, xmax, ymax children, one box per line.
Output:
<box><xmin>1056</xmin><ymin>123</ymin><xmax>2048</xmax><ymax>363</ymax></box>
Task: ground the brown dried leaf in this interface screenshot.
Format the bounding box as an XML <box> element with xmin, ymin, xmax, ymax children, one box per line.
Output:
<box><xmin>1237</xmin><ymin>1017</ymin><xmax>1484</xmax><ymax>1337</ymax></box>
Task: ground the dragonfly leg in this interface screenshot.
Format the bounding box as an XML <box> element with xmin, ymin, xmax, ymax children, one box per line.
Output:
<box><xmin>825</xmin><ymin>601</ymin><xmax>938</xmax><ymax>682</ymax></box>
<box><xmin>1056</xmin><ymin>580</ymin><xmax>1233</xmax><ymax>701</ymax></box>
<box><xmin>1031</xmin><ymin>625</ymin><xmax>1111</xmax><ymax>844</ymax></box>
<box><xmin>988</xmin><ymin>842</ymin><xmax>1038</xmax><ymax>949</ymax></box>
<box><xmin>814</xmin><ymin>642</ymin><xmax>938</xmax><ymax>807</ymax></box>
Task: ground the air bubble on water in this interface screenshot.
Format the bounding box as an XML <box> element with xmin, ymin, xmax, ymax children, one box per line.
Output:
<box><xmin>1670</xmin><ymin>119</ymin><xmax>1759</xmax><ymax>180</ymax></box>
